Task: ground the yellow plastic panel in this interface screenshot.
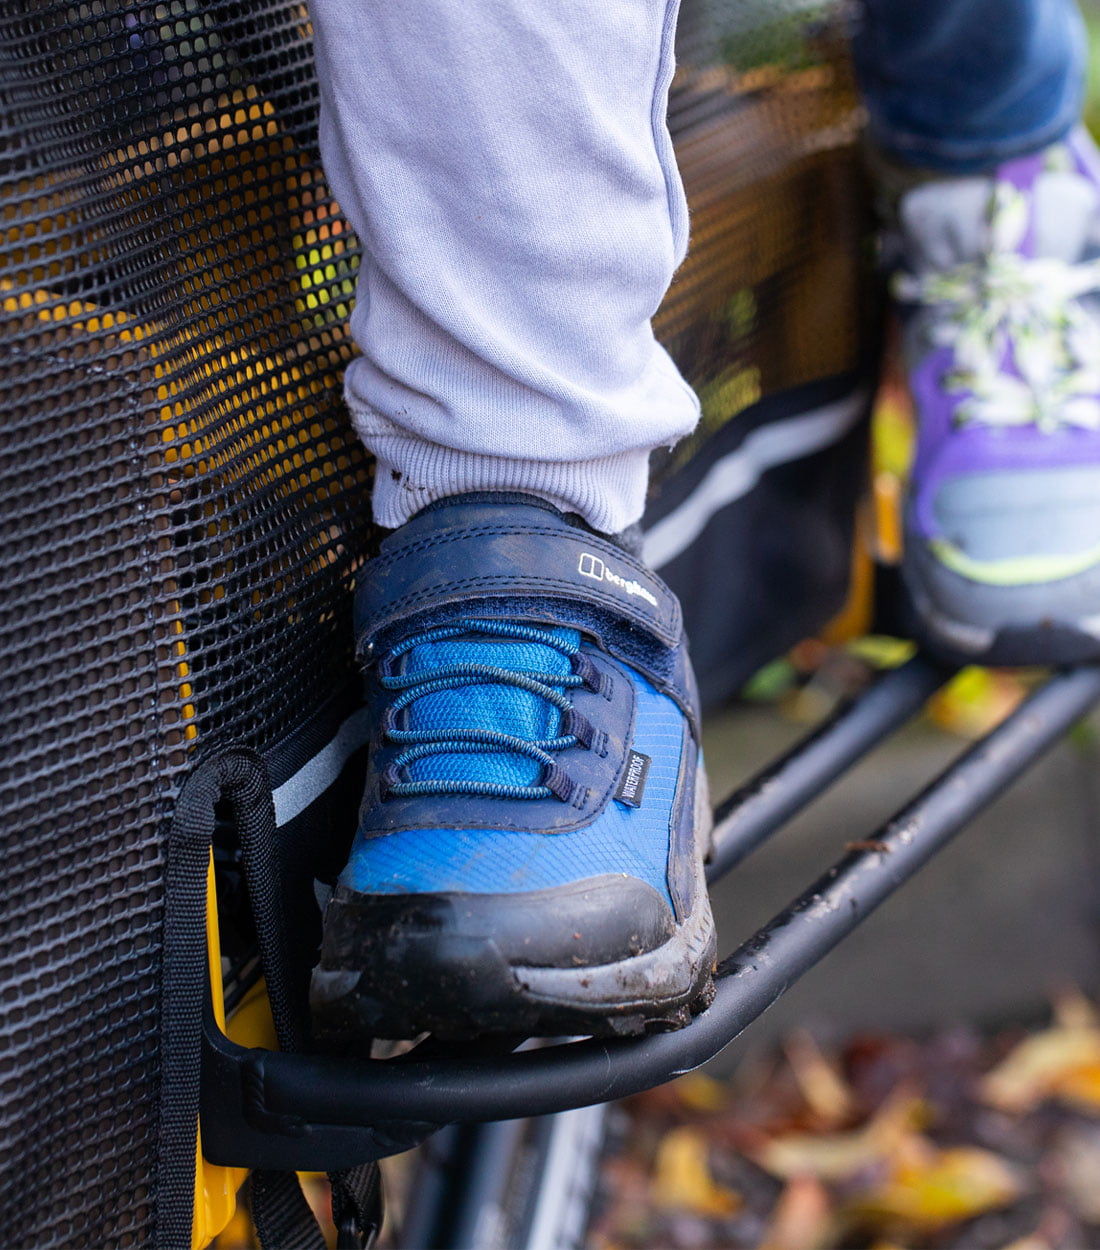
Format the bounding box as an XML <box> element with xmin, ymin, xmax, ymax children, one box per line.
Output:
<box><xmin>193</xmin><ymin>856</ymin><xmax>279</xmax><ymax>1250</ymax></box>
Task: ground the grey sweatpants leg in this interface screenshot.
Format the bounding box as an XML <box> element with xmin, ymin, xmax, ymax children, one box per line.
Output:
<box><xmin>309</xmin><ymin>0</ymin><xmax>699</xmax><ymax>532</ymax></box>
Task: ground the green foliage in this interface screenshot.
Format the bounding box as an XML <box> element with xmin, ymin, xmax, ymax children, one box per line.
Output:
<box><xmin>719</xmin><ymin>3</ymin><xmax>830</xmax><ymax>74</ymax></box>
<box><xmin>1085</xmin><ymin>4</ymin><xmax>1100</xmax><ymax>136</ymax></box>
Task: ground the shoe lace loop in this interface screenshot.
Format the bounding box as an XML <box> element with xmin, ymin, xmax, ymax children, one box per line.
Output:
<box><xmin>378</xmin><ymin>618</ymin><xmax>593</xmax><ymax>803</ymax></box>
<box><xmin>894</xmin><ymin>182</ymin><xmax>1100</xmax><ymax>434</ymax></box>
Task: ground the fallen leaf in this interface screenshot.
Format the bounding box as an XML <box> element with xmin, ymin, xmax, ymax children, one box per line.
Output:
<box><xmin>651</xmin><ymin>1126</ymin><xmax>742</xmax><ymax>1217</ymax></box>
<box><xmin>1050</xmin><ymin>1062</ymin><xmax>1100</xmax><ymax>1112</ymax></box>
<box><xmin>784</xmin><ymin>1030</ymin><xmax>857</xmax><ymax>1127</ymax></box>
<box><xmin>980</xmin><ymin>1023</ymin><xmax>1100</xmax><ymax>1114</ymax></box>
<box><xmin>750</xmin><ymin>1089</ymin><xmax>921</xmax><ymax>1182</ymax></box>
<box><xmin>675</xmin><ymin>1072</ymin><xmax>732</xmax><ymax>1114</ymax></box>
<box><xmin>757</xmin><ymin>1175</ymin><xmax>833</xmax><ymax>1250</ymax></box>
<box><xmin>1051</xmin><ymin>987</ymin><xmax>1100</xmax><ymax>1032</ymax></box>
<box><xmin>850</xmin><ymin>1144</ymin><xmax>1022</xmax><ymax>1229</ymax></box>
<box><xmin>927</xmin><ymin>667</ymin><xmax>1027</xmax><ymax>740</ymax></box>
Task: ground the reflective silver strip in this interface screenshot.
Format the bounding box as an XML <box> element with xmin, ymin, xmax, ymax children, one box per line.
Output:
<box><xmin>523</xmin><ymin>1104</ymin><xmax>608</xmax><ymax>1250</ymax></box>
<box><xmin>642</xmin><ymin>387</ymin><xmax>869</xmax><ymax>571</ymax></box>
<box><xmin>272</xmin><ymin>706</ymin><xmax>372</xmax><ymax>827</ymax></box>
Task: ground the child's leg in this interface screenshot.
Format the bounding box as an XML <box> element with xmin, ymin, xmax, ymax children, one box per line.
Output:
<box><xmin>855</xmin><ymin>0</ymin><xmax>1086</xmax><ymax>172</ymax></box>
<box><xmin>309</xmin><ymin>0</ymin><xmax>700</xmax><ymax>535</ymax></box>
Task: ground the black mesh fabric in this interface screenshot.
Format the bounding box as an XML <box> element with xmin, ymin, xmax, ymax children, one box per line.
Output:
<box><xmin>0</xmin><ymin>2</ymin><xmax>864</xmax><ymax>1245</ymax></box>
<box><xmin>0</xmin><ymin>3</ymin><xmax>371</xmax><ymax>1245</ymax></box>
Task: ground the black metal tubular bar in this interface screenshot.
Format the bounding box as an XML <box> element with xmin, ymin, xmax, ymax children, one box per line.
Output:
<box><xmin>707</xmin><ymin>653</ymin><xmax>950</xmax><ymax>881</ymax></box>
<box><xmin>241</xmin><ymin>664</ymin><xmax>1100</xmax><ymax>1127</ymax></box>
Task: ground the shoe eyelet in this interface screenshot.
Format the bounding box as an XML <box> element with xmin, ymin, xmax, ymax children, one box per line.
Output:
<box><xmin>378</xmin><ymin>764</ymin><xmax>401</xmax><ymax>802</ymax></box>
<box><xmin>561</xmin><ymin>707</ymin><xmax>595</xmax><ymax>749</ymax></box>
<box><xmin>573</xmin><ymin>651</ymin><xmax>604</xmax><ymax>693</ymax></box>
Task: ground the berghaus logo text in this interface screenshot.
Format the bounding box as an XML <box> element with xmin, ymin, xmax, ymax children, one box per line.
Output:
<box><xmin>577</xmin><ymin>553</ymin><xmax>658</xmax><ymax>608</ymax></box>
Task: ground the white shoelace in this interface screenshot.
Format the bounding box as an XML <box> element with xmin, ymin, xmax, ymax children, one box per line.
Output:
<box><xmin>894</xmin><ymin>182</ymin><xmax>1100</xmax><ymax>433</ymax></box>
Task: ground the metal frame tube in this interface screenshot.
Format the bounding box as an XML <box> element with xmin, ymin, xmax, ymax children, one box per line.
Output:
<box><xmin>708</xmin><ymin>654</ymin><xmax>949</xmax><ymax>879</ymax></box>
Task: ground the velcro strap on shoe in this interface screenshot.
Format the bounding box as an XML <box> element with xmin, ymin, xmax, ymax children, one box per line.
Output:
<box><xmin>355</xmin><ymin>500</ymin><xmax>681</xmax><ymax>654</ymax></box>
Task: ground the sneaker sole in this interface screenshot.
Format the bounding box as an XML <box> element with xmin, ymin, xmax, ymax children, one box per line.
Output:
<box><xmin>901</xmin><ymin>540</ymin><xmax>1100</xmax><ymax>666</ymax></box>
<box><xmin>903</xmin><ymin>578</ymin><xmax>1100</xmax><ymax>667</ymax></box>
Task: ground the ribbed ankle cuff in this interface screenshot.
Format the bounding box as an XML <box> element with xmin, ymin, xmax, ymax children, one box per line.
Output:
<box><xmin>358</xmin><ymin>423</ymin><xmax>654</xmax><ymax>534</ymax></box>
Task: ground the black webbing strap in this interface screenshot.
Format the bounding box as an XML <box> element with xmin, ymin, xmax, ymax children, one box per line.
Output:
<box><xmin>248</xmin><ymin>1171</ymin><xmax>328</xmax><ymax>1250</ymax></box>
<box><xmin>155</xmin><ymin>749</ymin><xmax>382</xmax><ymax>1250</ymax></box>
<box><xmin>332</xmin><ymin>1166</ymin><xmax>385</xmax><ymax>1250</ymax></box>
<box><xmin>247</xmin><ymin>1166</ymin><xmax>384</xmax><ymax>1250</ymax></box>
<box><xmin>228</xmin><ymin>753</ymin><xmax>384</xmax><ymax>1250</ymax></box>
<box><xmin>156</xmin><ymin>754</ymin><xmax>226</xmax><ymax>1249</ymax></box>
<box><xmin>232</xmin><ymin>753</ymin><xmax>305</xmax><ymax>1054</ymax></box>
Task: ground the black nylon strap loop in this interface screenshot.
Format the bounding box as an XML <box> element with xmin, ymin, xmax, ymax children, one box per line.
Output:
<box><xmin>227</xmin><ymin>750</ymin><xmax>304</xmax><ymax>1054</ymax></box>
<box><xmin>331</xmin><ymin>1165</ymin><xmax>385</xmax><ymax>1250</ymax></box>
<box><xmin>157</xmin><ymin>749</ymin><xmax>385</xmax><ymax>1250</ymax></box>
<box><xmin>155</xmin><ymin>759</ymin><xmax>222</xmax><ymax>1250</ymax></box>
<box><xmin>249</xmin><ymin>1171</ymin><xmax>328</xmax><ymax>1250</ymax></box>
<box><xmin>157</xmin><ymin>750</ymin><xmax>293</xmax><ymax>1249</ymax></box>
<box><xmin>224</xmin><ymin>754</ymin><xmax>385</xmax><ymax>1250</ymax></box>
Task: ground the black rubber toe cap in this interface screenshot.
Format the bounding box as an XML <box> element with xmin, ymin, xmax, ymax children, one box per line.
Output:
<box><xmin>320</xmin><ymin>873</ymin><xmax>676</xmax><ymax>972</ymax></box>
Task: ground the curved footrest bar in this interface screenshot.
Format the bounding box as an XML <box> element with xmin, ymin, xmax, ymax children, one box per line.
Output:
<box><xmin>201</xmin><ymin>661</ymin><xmax>1100</xmax><ymax>1171</ymax></box>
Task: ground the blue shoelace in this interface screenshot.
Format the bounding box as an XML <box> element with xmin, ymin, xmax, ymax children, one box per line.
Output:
<box><xmin>378</xmin><ymin>618</ymin><xmax>602</xmax><ymax>802</ymax></box>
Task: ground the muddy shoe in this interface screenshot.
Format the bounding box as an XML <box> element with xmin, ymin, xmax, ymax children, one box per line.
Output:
<box><xmin>310</xmin><ymin>494</ymin><xmax>716</xmax><ymax>1043</ymax></box>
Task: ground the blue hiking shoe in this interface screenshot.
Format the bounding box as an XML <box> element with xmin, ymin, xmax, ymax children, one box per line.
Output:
<box><xmin>310</xmin><ymin>495</ymin><xmax>717</xmax><ymax>1042</ymax></box>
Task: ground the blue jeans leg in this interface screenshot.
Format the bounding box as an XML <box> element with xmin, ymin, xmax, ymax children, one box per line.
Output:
<box><xmin>853</xmin><ymin>0</ymin><xmax>1089</xmax><ymax>172</ymax></box>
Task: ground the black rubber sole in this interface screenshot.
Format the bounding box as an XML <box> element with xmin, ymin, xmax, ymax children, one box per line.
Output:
<box><xmin>310</xmin><ymin>892</ymin><xmax>717</xmax><ymax>1046</ymax></box>
<box><xmin>311</xmin><ymin>761</ymin><xmax>718</xmax><ymax>1047</ymax></box>
<box><xmin>311</xmin><ymin>960</ymin><xmax>717</xmax><ymax>1047</ymax></box>
<box><xmin>905</xmin><ymin>597</ymin><xmax>1100</xmax><ymax>669</ymax></box>
<box><xmin>898</xmin><ymin>563</ymin><xmax>1100</xmax><ymax>668</ymax></box>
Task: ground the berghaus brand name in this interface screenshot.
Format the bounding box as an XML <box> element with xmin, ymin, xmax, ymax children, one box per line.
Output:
<box><xmin>577</xmin><ymin>553</ymin><xmax>658</xmax><ymax>607</ymax></box>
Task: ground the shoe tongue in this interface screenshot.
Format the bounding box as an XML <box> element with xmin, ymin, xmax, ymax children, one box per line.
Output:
<box><xmin>899</xmin><ymin>167</ymin><xmax>1098</xmax><ymax>271</ymax></box>
<box><xmin>403</xmin><ymin>627</ymin><xmax>580</xmax><ymax>789</ymax></box>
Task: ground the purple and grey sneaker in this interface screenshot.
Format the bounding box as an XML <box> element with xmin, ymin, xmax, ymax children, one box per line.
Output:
<box><xmin>893</xmin><ymin>127</ymin><xmax>1100</xmax><ymax>665</ymax></box>
<box><xmin>310</xmin><ymin>495</ymin><xmax>716</xmax><ymax>1043</ymax></box>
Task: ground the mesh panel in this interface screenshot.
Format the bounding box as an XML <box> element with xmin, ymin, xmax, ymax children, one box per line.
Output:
<box><xmin>0</xmin><ymin>1</ymin><xmax>862</xmax><ymax>1244</ymax></box>
<box><xmin>1</xmin><ymin>2</ymin><xmax>372</xmax><ymax>1244</ymax></box>
<box><xmin>661</xmin><ymin>0</ymin><xmax>866</xmax><ymax>474</ymax></box>
<box><xmin>403</xmin><ymin>634</ymin><xmax>574</xmax><ymax>788</ymax></box>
